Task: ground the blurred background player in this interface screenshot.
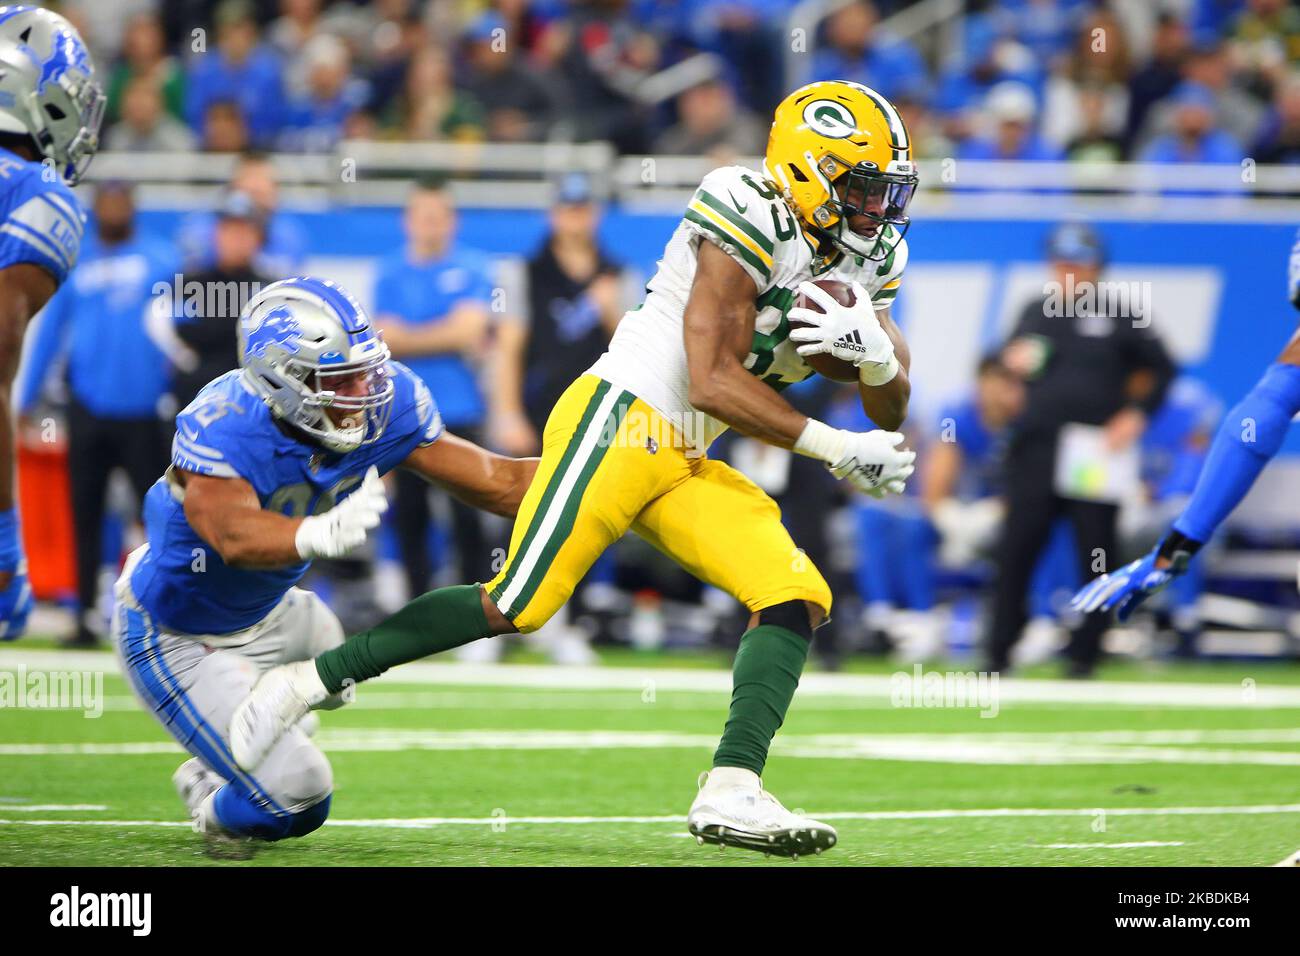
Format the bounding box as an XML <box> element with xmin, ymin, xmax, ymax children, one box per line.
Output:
<box><xmin>0</xmin><ymin>6</ymin><xmax>104</xmax><ymax>639</ymax></box>
<box><xmin>988</xmin><ymin>222</ymin><xmax>1175</xmax><ymax>677</ymax></box>
<box><xmin>18</xmin><ymin>182</ymin><xmax>173</xmax><ymax>647</ymax></box>
<box><xmin>148</xmin><ymin>189</ymin><xmax>273</xmax><ymax>412</ymax></box>
<box><xmin>374</xmin><ymin>177</ymin><xmax>496</xmax><ymax>602</ymax></box>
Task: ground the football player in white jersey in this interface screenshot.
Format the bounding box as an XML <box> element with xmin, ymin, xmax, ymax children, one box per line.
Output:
<box><xmin>232</xmin><ymin>80</ymin><xmax>921</xmax><ymax>857</ymax></box>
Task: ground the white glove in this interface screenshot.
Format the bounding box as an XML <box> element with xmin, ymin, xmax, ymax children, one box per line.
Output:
<box><xmin>788</xmin><ymin>280</ymin><xmax>898</xmax><ymax>385</ymax></box>
<box><xmin>794</xmin><ymin>419</ymin><xmax>915</xmax><ymax>498</ymax></box>
<box><xmin>294</xmin><ymin>466</ymin><xmax>388</xmax><ymax>560</ymax></box>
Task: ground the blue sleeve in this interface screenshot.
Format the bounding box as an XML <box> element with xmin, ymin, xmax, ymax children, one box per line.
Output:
<box><xmin>0</xmin><ymin>174</ymin><xmax>84</xmax><ymax>284</ymax></box>
<box><xmin>464</xmin><ymin>255</ymin><xmax>496</xmax><ymax>306</ymax></box>
<box><xmin>1173</xmin><ymin>363</ymin><xmax>1300</xmax><ymax>543</ymax></box>
<box><xmin>17</xmin><ymin>283</ymin><xmax>73</xmax><ymax>413</ymax></box>
<box><xmin>372</xmin><ymin>260</ymin><xmax>403</xmax><ymax>317</ymax></box>
<box><xmin>171</xmin><ymin>383</ymin><xmax>260</xmax><ymax>481</ymax></box>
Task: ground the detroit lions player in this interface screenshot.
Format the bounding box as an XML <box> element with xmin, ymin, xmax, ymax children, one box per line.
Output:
<box><xmin>113</xmin><ymin>276</ymin><xmax>536</xmax><ymax>843</ymax></box>
<box><xmin>0</xmin><ymin>6</ymin><xmax>103</xmax><ymax>638</ymax></box>
<box><xmin>1072</xmin><ymin>230</ymin><xmax>1300</xmax><ymax>619</ymax></box>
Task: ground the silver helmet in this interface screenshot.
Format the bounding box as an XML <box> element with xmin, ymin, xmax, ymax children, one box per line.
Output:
<box><xmin>238</xmin><ymin>276</ymin><xmax>395</xmax><ymax>454</ymax></box>
<box><xmin>0</xmin><ymin>6</ymin><xmax>104</xmax><ymax>184</ymax></box>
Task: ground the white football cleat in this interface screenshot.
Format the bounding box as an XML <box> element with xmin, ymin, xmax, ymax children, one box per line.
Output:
<box><xmin>687</xmin><ymin>768</ymin><xmax>837</xmax><ymax>858</ymax></box>
<box><xmin>230</xmin><ymin>660</ymin><xmax>328</xmax><ymax>771</ymax></box>
<box><xmin>172</xmin><ymin>757</ymin><xmax>221</xmax><ymax>816</ymax></box>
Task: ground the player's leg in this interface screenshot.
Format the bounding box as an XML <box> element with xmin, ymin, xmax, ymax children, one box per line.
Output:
<box><xmin>1062</xmin><ymin>498</ymin><xmax>1119</xmax><ymax>677</ymax></box>
<box><xmin>231</xmin><ymin>377</ymin><xmax>686</xmax><ymax>769</ymax></box>
<box><xmin>65</xmin><ymin>398</ymin><xmax>114</xmax><ymax>645</ymax></box>
<box><xmin>632</xmin><ymin>458</ymin><xmax>836</xmax><ymax>855</ymax></box>
<box><xmin>984</xmin><ymin>446</ymin><xmax>1061</xmax><ymax>672</ymax></box>
<box><xmin>111</xmin><ymin>592</ymin><xmax>333</xmax><ymax>842</ymax></box>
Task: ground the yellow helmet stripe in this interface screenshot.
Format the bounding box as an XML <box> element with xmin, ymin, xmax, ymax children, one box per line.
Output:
<box><xmin>686</xmin><ymin>200</ymin><xmax>774</xmax><ymax>272</ymax></box>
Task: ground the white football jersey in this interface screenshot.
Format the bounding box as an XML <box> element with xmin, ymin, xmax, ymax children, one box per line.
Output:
<box><xmin>588</xmin><ymin>165</ymin><xmax>907</xmax><ymax>453</ymax></box>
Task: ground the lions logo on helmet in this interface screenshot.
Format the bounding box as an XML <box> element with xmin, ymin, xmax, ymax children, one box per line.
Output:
<box><xmin>764</xmin><ymin>80</ymin><xmax>917</xmax><ymax>262</ymax></box>
<box><xmin>238</xmin><ymin>277</ymin><xmax>395</xmax><ymax>454</ymax></box>
<box><xmin>0</xmin><ymin>5</ymin><xmax>104</xmax><ymax>184</ymax></box>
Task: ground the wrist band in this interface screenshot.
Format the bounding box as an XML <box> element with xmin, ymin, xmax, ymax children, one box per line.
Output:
<box><xmin>793</xmin><ymin>418</ymin><xmax>847</xmax><ymax>463</ymax></box>
<box><xmin>858</xmin><ymin>353</ymin><xmax>900</xmax><ymax>387</ymax></box>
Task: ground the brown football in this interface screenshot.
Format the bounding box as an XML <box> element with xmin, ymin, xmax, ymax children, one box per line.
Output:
<box><xmin>790</xmin><ymin>279</ymin><xmax>860</xmax><ymax>383</ymax></box>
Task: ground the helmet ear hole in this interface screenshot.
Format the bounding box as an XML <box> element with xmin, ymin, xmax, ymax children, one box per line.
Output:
<box><xmin>43</xmin><ymin>103</ymin><xmax>65</xmax><ymax>121</ymax></box>
<box><xmin>788</xmin><ymin>163</ymin><xmax>808</xmax><ymax>183</ymax></box>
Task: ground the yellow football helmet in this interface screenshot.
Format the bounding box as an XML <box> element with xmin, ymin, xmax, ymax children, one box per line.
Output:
<box><xmin>763</xmin><ymin>80</ymin><xmax>918</xmax><ymax>261</ymax></box>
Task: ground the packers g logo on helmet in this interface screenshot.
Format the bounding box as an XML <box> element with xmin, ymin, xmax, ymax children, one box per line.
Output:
<box><xmin>764</xmin><ymin>80</ymin><xmax>918</xmax><ymax>262</ymax></box>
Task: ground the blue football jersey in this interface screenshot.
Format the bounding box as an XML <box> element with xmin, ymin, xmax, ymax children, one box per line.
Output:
<box><xmin>130</xmin><ymin>361</ymin><xmax>443</xmax><ymax>635</ymax></box>
<box><xmin>0</xmin><ymin>146</ymin><xmax>84</xmax><ymax>284</ymax></box>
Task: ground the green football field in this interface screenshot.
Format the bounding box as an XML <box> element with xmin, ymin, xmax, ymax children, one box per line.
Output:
<box><xmin>2</xmin><ymin>643</ymin><xmax>1299</xmax><ymax>866</ymax></box>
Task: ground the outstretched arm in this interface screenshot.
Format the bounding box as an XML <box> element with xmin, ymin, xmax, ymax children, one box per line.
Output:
<box><xmin>858</xmin><ymin>304</ymin><xmax>911</xmax><ymax>430</ymax></box>
<box><xmin>401</xmin><ymin>431</ymin><xmax>539</xmax><ymax>518</ymax></box>
<box><xmin>1073</xmin><ymin>330</ymin><xmax>1300</xmax><ymax>620</ymax></box>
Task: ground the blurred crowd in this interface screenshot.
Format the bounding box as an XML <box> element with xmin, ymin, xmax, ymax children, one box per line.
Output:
<box><xmin>45</xmin><ymin>0</ymin><xmax>1300</xmax><ymax>165</ymax></box>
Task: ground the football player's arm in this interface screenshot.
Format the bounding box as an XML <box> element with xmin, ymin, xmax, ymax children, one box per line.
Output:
<box><xmin>857</xmin><ymin>304</ymin><xmax>911</xmax><ymax>430</ymax></box>
<box><xmin>683</xmin><ymin>240</ymin><xmax>809</xmax><ymax>447</ymax></box>
<box><xmin>379</xmin><ymin>301</ymin><xmax>490</xmax><ymax>357</ymax></box>
<box><xmin>180</xmin><ymin>471</ymin><xmax>306</xmax><ymax>570</ymax></box>
<box><xmin>0</xmin><ymin>263</ymin><xmax>58</xmax><ymax>512</ymax></box>
<box><xmin>401</xmin><ymin>431</ymin><xmax>539</xmax><ymax>518</ymax></box>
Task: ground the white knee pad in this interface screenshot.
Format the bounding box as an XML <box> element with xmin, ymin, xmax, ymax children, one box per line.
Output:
<box><xmin>273</xmin><ymin>740</ymin><xmax>333</xmax><ymax>812</ymax></box>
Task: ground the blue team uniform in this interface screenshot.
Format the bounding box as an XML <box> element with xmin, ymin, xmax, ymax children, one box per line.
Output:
<box><xmin>128</xmin><ymin>361</ymin><xmax>442</xmax><ymax>636</ymax></box>
<box><xmin>0</xmin><ymin>146</ymin><xmax>84</xmax><ymax>285</ymax></box>
<box><xmin>0</xmin><ymin>146</ymin><xmax>84</xmax><ymax>637</ymax></box>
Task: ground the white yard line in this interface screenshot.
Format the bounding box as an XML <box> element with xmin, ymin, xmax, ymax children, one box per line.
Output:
<box><xmin>1273</xmin><ymin>849</ymin><xmax>1299</xmax><ymax>866</ymax></box>
<box><xmin>0</xmin><ymin>803</ymin><xmax>108</xmax><ymax>811</ymax></box>
<box><xmin>6</xmin><ymin>648</ymin><xmax>1300</xmax><ymax>708</ymax></box>
<box><xmin>3</xmin><ymin>728</ymin><xmax>1300</xmax><ymax>766</ymax></box>
<box><xmin>1039</xmin><ymin>842</ymin><xmax>1185</xmax><ymax>849</ymax></box>
<box><xmin>0</xmin><ymin>803</ymin><xmax>1298</xmax><ymax>830</ymax></box>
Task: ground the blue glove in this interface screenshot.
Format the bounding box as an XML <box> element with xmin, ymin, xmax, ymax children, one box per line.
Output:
<box><xmin>0</xmin><ymin>508</ymin><xmax>31</xmax><ymax>640</ymax></box>
<box><xmin>1069</xmin><ymin>534</ymin><xmax>1197</xmax><ymax>622</ymax></box>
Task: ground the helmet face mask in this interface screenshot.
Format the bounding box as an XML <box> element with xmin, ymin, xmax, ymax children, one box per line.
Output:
<box><xmin>239</xmin><ymin>277</ymin><xmax>396</xmax><ymax>455</ymax></box>
<box><xmin>822</xmin><ymin>159</ymin><xmax>917</xmax><ymax>261</ymax></box>
<box><xmin>0</xmin><ymin>6</ymin><xmax>104</xmax><ymax>184</ymax></box>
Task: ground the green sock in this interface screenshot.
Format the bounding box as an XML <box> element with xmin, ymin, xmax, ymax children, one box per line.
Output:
<box><xmin>712</xmin><ymin>624</ymin><xmax>810</xmax><ymax>776</ymax></box>
<box><xmin>315</xmin><ymin>584</ymin><xmax>492</xmax><ymax>694</ymax></box>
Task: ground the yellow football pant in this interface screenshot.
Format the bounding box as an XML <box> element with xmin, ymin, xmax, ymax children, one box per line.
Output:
<box><xmin>486</xmin><ymin>375</ymin><xmax>832</xmax><ymax>632</ymax></box>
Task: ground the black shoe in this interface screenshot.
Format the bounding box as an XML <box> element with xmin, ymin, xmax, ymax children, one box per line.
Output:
<box><xmin>61</xmin><ymin>630</ymin><xmax>101</xmax><ymax>649</ymax></box>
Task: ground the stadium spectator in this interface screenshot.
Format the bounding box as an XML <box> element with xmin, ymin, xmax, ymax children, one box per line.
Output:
<box><xmin>1138</xmin><ymin>82</ymin><xmax>1244</xmax><ymax>163</ymax></box>
<box><xmin>893</xmin><ymin>91</ymin><xmax>952</xmax><ymax>160</ymax></box>
<box><xmin>1229</xmin><ymin>0</ymin><xmax>1300</xmax><ymax>84</ymax></box>
<box><xmin>104</xmin><ymin>10</ymin><xmax>186</xmax><ymax>126</ymax></box>
<box><xmin>151</xmin><ymin>190</ymin><xmax>273</xmax><ymax>412</ymax></box>
<box><xmin>374</xmin><ymin>179</ymin><xmax>496</xmax><ymax>599</ymax></box>
<box><xmin>957</xmin><ymin>81</ymin><xmax>1064</xmax><ymax>161</ymax></box>
<box><xmin>185</xmin><ymin>0</ymin><xmax>287</xmax><ymax>149</ymax></box>
<box><xmin>356</xmin><ymin>0</ymin><xmax>430</xmax><ymax>118</ymax></box>
<box><xmin>679</xmin><ymin>0</ymin><xmax>788</xmax><ymax>114</ymax></box>
<box><xmin>987</xmin><ymin>222</ymin><xmax>1175</xmax><ymax>678</ymax></box>
<box><xmin>653</xmin><ymin>75</ymin><xmax>767</xmax><ymax>161</ymax></box>
<box><xmin>105</xmin><ymin>78</ymin><xmax>198</xmax><ymax>153</ymax></box>
<box><xmin>1042</xmin><ymin>8</ymin><xmax>1131</xmax><ymax>153</ymax></box>
<box><xmin>1136</xmin><ymin>40</ymin><xmax>1262</xmax><ymax>158</ymax></box>
<box><xmin>491</xmin><ymin>173</ymin><xmax>625</xmax><ymax>457</ymax></box>
<box><xmin>537</xmin><ymin>1</ymin><xmax>656</xmax><ymax>151</ymax></box>
<box><xmin>1252</xmin><ymin>71</ymin><xmax>1300</xmax><ymax>163</ymax></box>
<box><xmin>179</xmin><ymin>152</ymin><xmax>307</xmax><ymax>278</ymax></box>
<box><xmin>1063</xmin><ymin>83</ymin><xmax>1126</xmax><ymax>161</ymax></box>
<box><xmin>278</xmin><ymin>32</ymin><xmax>369</xmax><ymax>152</ymax></box>
<box><xmin>383</xmin><ymin>45</ymin><xmax>484</xmax><ymax>142</ymax></box>
<box><xmin>1125</xmin><ymin>11</ymin><xmax>1190</xmax><ymax>155</ymax></box>
<box><xmin>933</xmin><ymin>26</ymin><xmax>1043</xmax><ymax>144</ymax></box>
<box><xmin>18</xmin><ymin>183</ymin><xmax>175</xmax><ymax>647</ymax></box>
<box><xmin>201</xmin><ymin>100</ymin><xmax>251</xmax><ymax>153</ymax></box>
<box><xmin>806</xmin><ymin>0</ymin><xmax>929</xmax><ymax>104</ymax></box>
<box><xmin>462</xmin><ymin>11</ymin><xmax>566</xmax><ymax>144</ymax></box>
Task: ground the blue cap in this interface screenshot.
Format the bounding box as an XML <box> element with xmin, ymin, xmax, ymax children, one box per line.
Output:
<box><xmin>1046</xmin><ymin>222</ymin><xmax>1105</xmax><ymax>266</ymax></box>
<box><xmin>554</xmin><ymin>172</ymin><xmax>594</xmax><ymax>205</ymax></box>
<box><xmin>217</xmin><ymin>189</ymin><xmax>267</xmax><ymax>226</ymax></box>
<box><xmin>1170</xmin><ymin>81</ymin><xmax>1217</xmax><ymax>112</ymax></box>
<box><xmin>467</xmin><ymin>12</ymin><xmax>506</xmax><ymax>42</ymax></box>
